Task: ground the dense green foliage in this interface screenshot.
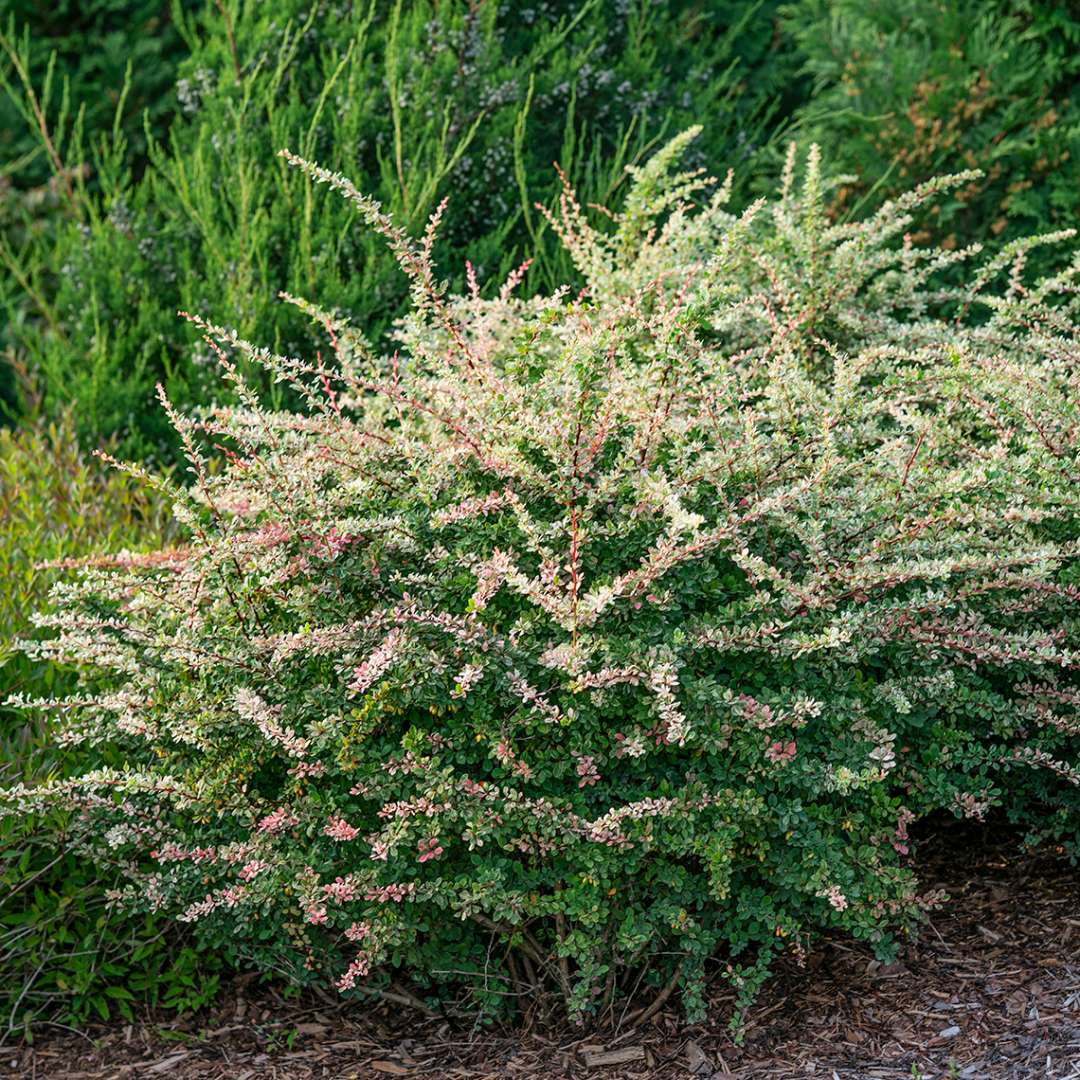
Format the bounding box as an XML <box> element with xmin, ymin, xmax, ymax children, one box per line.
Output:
<box><xmin>782</xmin><ymin>0</ymin><xmax>1080</xmax><ymax>252</ymax></box>
<box><xmin>1</xmin><ymin>0</ymin><xmax>797</xmax><ymax>458</ymax></box>
<box><xmin>0</xmin><ymin>417</ymin><xmax>220</xmax><ymax>1033</ymax></box>
<box><xmin>0</xmin><ymin>413</ymin><xmax>169</xmax><ymax>763</ymax></box>
<box><xmin>0</xmin><ymin>1</ymin><xmax>185</xmax><ymax>184</ymax></box>
<box><xmin>7</xmin><ymin>2</ymin><xmax>1078</xmax><ymax>459</ymax></box>
<box><xmin>7</xmin><ymin>139</ymin><xmax>1079</xmax><ymax>1026</ymax></box>
<box><xmin>0</xmin><ymin>1</ymin><xmax>192</xmax><ymax>419</ymax></box>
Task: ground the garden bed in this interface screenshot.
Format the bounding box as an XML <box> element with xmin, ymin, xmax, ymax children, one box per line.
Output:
<box><xmin>11</xmin><ymin>823</ymin><xmax>1080</xmax><ymax>1079</ymax></box>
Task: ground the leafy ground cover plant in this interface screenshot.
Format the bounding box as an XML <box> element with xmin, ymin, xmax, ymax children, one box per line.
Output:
<box><xmin>5</xmin><ymin>134</ymin><xmax>1080</xmax><ymax>1026</ymax></box>
<box><xmin>1</xmin><ymin>0</ymin><xmax>797</xmax><ymax>459</ymax></box>
<box><xmin>0</xmin><ymin>415</ymin><xmax>220</xmax><ymax>1034</ymax></box>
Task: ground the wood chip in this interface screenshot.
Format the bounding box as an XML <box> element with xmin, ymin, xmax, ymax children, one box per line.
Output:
<box><xmin>370</xmin><ymin>1061</ymin><xmax>411</xmax><ymax>1075</ymax></box>
<box><xmin>685</xmin><ymin>1039</ymin><xmax>712</xmax><ymax>1074</ymax></box>
<box><xmin>582</xmin><ymin>1046</ymin><xmax>645</xmax><ymax>1067</ymax></box>
<box><xmin>143</xmin><ymin>1054</ymin><xmax>190</xmax><ymax>1075</ymax></box>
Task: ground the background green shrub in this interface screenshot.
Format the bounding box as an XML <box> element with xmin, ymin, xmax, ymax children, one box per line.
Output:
<box><xmin>0</xmin><ymin>1</ymin><xmax>192</xmax><ymax>419</ymax></box>
<box><xmin>6</xmin><ymin>2</ymin><xmax>1080</xmax><ymax>460</ymax></box>
<box><xmin>782</xmin><ymin>0</ymin><xmax>1080</xmax><ymax>255</ymax></box>
<box><xmin>0</xmin><ymin>1</ymin><xmax>187</xmax><ymax>185</ymax></box>
<box><xmin>0</xmin><ymin>415</ymin><xmax>220</xmax><ymax>1034</ymax></box>
<box><xmin>1</xmin><ymin>0</ymin><xmax>799</xmax><ymax>459</ymax></box>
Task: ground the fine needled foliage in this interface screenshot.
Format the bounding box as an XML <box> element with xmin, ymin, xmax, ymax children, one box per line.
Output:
<box><xmin>5</xmin><ymin>134</ymin><xmax>1080</xmax><ymax>1025</ymax></box>
<box><xmin>1</xmin><ymin>0</ymin><xmax>796</xmax><ymax>459</ymax></box>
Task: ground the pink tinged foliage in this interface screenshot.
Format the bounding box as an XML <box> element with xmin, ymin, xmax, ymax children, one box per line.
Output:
<box><xmin>434</xmin><ymin>488</ymin><xmax>515</xmax><ymax>527</ymax></box>
<box><xmin>385</xmin><ymin>751</ymin><xmax>424</xmax><ymax>776</ymax></box>
<box><xmin>451</xmin><ymin>663</ymin><xmax>484</xmax><ymax>699</ymax></box>
<box><xmin>573</xmin><ymin>752</ymin><xmax>600</xmax><ymax>788</ymax></box>
<box><xmin>507</xmin><ymin>671</ymin><xmax>570</xmax><ymax>725</ymax></box>
<box><xmin>739</xmin><ymin>694</ymin><xmax>776</xmax><ymax>729</ymax></box>
<box><xmin>152</xmin><ymin>843</ymin><xmax>216</xmax><ymax>864</ymax></box>
<box><xmin>179</xmin><ymin>884</ymin><xmax>249</xmax><ymax>922</ymax></box>
<box><xmin>417</xmin><ymin>836</ymin><xmax>444</xmax><ymax>862</ymax></box>
<box><xmin>322</xmin><ymin>875</ymin><xmax>358</xmax><ymax>903</ymax></box>
<box><xmin>258</xmin><ymin>807</ymin><xmax>299</xmax><ymax>834</ymax></box>
<box><xmin>765</xmin><ymin>739</ymin><xmax>797</xmax><ymax>764</ymax></box>
<box><xmin>493</xmin><ymin>740</ymin><xmax>533</xmax><ymax>780</ymax></box>
<box><xmin>648</xmin><ymin>662</ymin><xmax>687</xmax><ymax>745</ymax></box>
<box><xmin>349</xmin><ymin>628</ymin><xmax>406</xmax><ymax>695</ymax></box>
<box><xmin>337</xmin><ymin>952</ymin><xmax>372</xmax><ymax>991</ymax></box>
<box><xmin>470</xmin><ymin>550</ymin><xmax>514</xmax><ymax>610</ymax></box>
<box><xmin>575</xmin><ymin>665</ymin><xmax>645</xmax><ymax>690</ymax></box>
<box><xmin>288</xmin><ymin>760</ymin><xmax>326</xmax><ymax>779</ymax></box>
<box><xmin>824</xmin><ymin>885</ymin><xmax>849</xmax><ymax>912</ymax></box>
<box><xmin>892</xmin><ymin>807</ymin><xmax>915</xmax><ymax>854</ymax></box>
<box><xmin>234</xmin><ymin>688</ymin><xmax>308</xmax><ymax>758</ymax></box>
<box><xmin>323</xmin><ymin>816</ymin><xmax>360</xmax><ymax>841</ymax></box>
<box><xmin>12</xmin><ymin>132</ymin><xmax>1080</xmax><ymax>1025</ymax></box>
<box><xmin>378</xmin><ymin>797</ymin><xmax>450</xmax><ymax>820</ymax></box>
<box><xmin>309</xmin><ymin>526</ymin><xmax>359</xmax><ymax>561</ymax></box>
<box><xmin>954</xmin><ymin>792</ymin><xmax>991</xmax><ymax>820</ymax></box>
<box><xmin>613</xmin><ymin>731</ymin><xmax>648</xmax><ymax>759</ymax></box>
<box><xmin>365</xmin><ymin>883</ymin><xmax>415</xmax><ymax>903</ymax></box>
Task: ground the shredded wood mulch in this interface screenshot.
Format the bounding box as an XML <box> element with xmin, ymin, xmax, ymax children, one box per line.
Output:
<box><xmin>8</xmin><ymin>823</ymin><xmax>1080</xmax><ymax>1079</ymax></box>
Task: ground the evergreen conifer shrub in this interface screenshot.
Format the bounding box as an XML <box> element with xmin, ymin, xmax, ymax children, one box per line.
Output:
<box><xmin>6</xmin><ymin>135</ymin><xmax>1080</xmax><ymax>1022</ymax></box>
<box><xmin>1</xmin><ymin>0</ymin><xmax>795</xmax><ymax>458</ymax></box>
<box><xmin>782</xmin><ymin>0</ymin><xmax>1080</xmax><ymax>257</ymax></box>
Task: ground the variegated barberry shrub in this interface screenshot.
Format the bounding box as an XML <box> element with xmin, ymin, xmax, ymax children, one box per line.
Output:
<box><xmin>6</xmin><ymin>132</ymin><xmax>1080</xmax><ymax>1022</ymax></box>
